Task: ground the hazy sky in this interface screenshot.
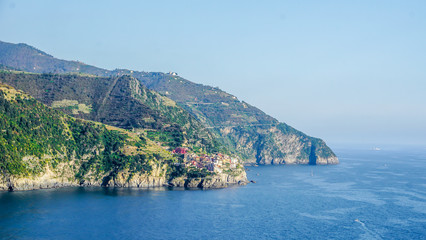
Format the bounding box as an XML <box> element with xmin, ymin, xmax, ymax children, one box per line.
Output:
<box><xmin>1</xmin><ymin>0</ymin><xmax>425</xmax><ymax>146</ymax></box>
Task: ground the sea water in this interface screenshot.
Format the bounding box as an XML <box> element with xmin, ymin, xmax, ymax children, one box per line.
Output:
<box><xmin>1</xmin><ymin>146</ymin><xmax>425</xmax><ymax>239</ymax></box>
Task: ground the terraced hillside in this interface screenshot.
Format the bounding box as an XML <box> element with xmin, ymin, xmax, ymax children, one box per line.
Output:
<box><xmin>0</xmin><ymin>71</ymin><xmax>224</xmax><ymax>154</ymax></box>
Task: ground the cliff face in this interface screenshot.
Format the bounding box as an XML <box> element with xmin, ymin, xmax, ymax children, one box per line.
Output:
<box><xmin>0</xmin><ymin>40</ymin><xmax>338</xmax><ymax>165</ymax></box>
<box><xmin>0</xmin><ymin>162</ymin><xmax>78</xmax><ymax>191</ymax></box>
<box><xmin>0</xmin><ymin>162</ymin><xmax>248</xmax><ymax>191</ymax></box>
<box><xmin>169</xmin><ymin>169</ymin><xmax>248</xmax><ymax>189</ymax></box>
<box><xmin>0</xmin><ymin>83</ymin><xmax>247</xmax><ymax>191</ymax></box>
<box><xmin>221</xmin><ymin>124</ymin><xmax>338</xmax><ymax>165</ymax></box>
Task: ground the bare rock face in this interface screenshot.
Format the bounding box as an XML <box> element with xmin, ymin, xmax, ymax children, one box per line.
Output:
<box><xmin>222</xmin><ymin>125</ymin><xmax>338</xmax><ymax>165</ymax></box>
<box><xmin>0</xmin><ymin>177</ymin><xmax>8</xmax><ymax>191</ymax></box>
<box><xmin>167</xmin><ymin>168</ymin><xmax>248</xmax><ymax>189</ymax></box>
<box><xmin>0</xmin><ymin>162</ymin><xmax>82</xmax><ymax>191</ymax></box>
<box><xmin>169</xmin><ymin>177</ymin><xmax>186</xmax><ymax>187</ymax></box>
<box><xmin>2</xmin><ymin>162</ymin><xmax>249</xmax><ymax>191</ymax></box>
<box><xmin>316</xmin><ymin>155</ymin><xmax>339</xmax><ymax>165</ymax></box>
<box><xmin>3</xmin><ymin>167</ymin><xmax>171</xmax><ymax>191</ymax></box>
<box><xmin>200</xmin><ymin>172</ymin><xmax>248</xmax><ymax>189</ymax></box>
<box><xmin>185</xmin><ymin>178</ymin><xmax>203</xmax><ymax>188</ymax></box>
<box><xmin>192</xmin><ymin>169</ymin><xmax>248</xmax><ymax>189</ymax></box>
<box><xmin>1</xmin><ymin>169</ymin><xmax>79</xmax><ymax>191</ymax></box>
<box><xmin>84</xmin><ymin>165</ymin><xmax>169</xmax><ymax>188</ymax></box>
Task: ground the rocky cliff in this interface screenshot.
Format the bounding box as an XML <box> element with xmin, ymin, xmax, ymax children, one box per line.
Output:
<box><xmin>169</xmin><ymin>169</ymin><xmax>248</xmax><ymax>189</ymax></box>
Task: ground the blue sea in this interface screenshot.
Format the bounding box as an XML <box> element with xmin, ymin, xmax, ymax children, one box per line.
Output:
<box><xmin>1</xmin><ymin>145</ymin><xmax>425</xmax><ymax>240</ymax></box>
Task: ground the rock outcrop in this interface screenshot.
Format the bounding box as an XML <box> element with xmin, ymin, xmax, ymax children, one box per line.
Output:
<box><xmin>0</xmin><ymin>163</ymin><xmax>79</xmax><ymax>191</ymax></box>
<box><xmin>1</xmin><ymin>165</ymin><xmax>248</xmax><ymax>191</ymax></box>
<box><xmin>169</xmin><ymin>169</ymin><xmax>248</xmax><ymax>189</ymax></box>
<box><xmin>222</xmin><ymin>124</ymin><xmax>338</xmax><ymax>165</ymax></box>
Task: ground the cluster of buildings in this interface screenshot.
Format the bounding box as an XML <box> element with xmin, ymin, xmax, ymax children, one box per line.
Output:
<box><xmin>171</xmin><ymin>148</ymin><xmax>239</xmax><ymax>173</ymax></box>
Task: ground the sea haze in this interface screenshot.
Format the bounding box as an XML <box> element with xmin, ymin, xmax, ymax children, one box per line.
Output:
<box><xmin>1</xmin><ymin>146</ymin><xmax>425</xmax><ymax>240</ymax></box>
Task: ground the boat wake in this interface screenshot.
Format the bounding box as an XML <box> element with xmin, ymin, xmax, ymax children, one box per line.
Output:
<box><xmin>354</xmin><ymin>219</ymin><xmax>382</xmax><ymax>239</ymax></box>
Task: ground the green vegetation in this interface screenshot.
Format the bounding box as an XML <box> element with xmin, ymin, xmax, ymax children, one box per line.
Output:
<box><xmin>0</xmin><ymin>71</ymin><xmax>227</xmax><ymax>155</ymax></box>
<box><xmin>0</xmin><ymin>84</ymin><xmax>169</xmax><ymax>180</ymax></box>
<box><xmin>166</xmin><ymin>164</ymin><xmax>211</xmax><ymax>179</ymax></box>
<box><xmin>146</xmin><ymin>129</ymin><xmax>184</xmax><ymax>149</ymax></box>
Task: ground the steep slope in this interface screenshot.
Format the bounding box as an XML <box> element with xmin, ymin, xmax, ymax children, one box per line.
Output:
<box><xmin>0</xmin><ymin>83</ymin><xmax>247</xmax><ymax>191</ymax></box>
<box><xmin>128</xmin><ymin>71</ymin><xmax>337</xmax><ymax>164</ymax></box>
<box><xmin>0</xmin><ymin>71</ymin><xmax>224</xmax><ymax>154</ymax></box>
<box><xmin>0</xmin><ymin>40</ymin><xmax>338</xmax><ymax>165</ymax></box>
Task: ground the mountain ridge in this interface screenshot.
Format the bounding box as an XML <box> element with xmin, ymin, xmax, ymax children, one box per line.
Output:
<box><xmin>0</xmin><ymin>40</ymin><xmax>338</xmax><ymax>165</ymax></box>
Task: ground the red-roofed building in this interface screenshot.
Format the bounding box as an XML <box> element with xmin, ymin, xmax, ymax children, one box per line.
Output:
<box><xmin>172</xmin><ymin>147</ymin><xmax>188</xmax><ymax>154</ymax></box>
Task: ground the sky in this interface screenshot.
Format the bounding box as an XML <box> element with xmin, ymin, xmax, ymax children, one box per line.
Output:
<box><xmin>0</xmin><ymin>0</ymin><xmax>425</xmax><ymax>146</ymax></box>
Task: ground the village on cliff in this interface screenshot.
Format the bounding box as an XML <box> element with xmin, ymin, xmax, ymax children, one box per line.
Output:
<box><xmin>171</xmin><ymin>147</ymin><xmax>240</xmax><ymax>173</ymax></box>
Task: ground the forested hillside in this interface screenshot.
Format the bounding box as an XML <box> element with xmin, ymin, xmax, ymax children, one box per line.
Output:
<box><xmin>0</xmin><ymin>71</ymin><xmax>225</xmax><ymax>154</ymax></box>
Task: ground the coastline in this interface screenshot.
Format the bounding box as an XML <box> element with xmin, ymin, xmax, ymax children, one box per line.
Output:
<box><xmin>0</xmin><ymin>170</ymin><xmax>249</xmax><ymax>192</ymax></box>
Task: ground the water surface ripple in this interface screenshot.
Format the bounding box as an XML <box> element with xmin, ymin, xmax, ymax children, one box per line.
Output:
<box><xmin>1</xmin><ymin>146</ymin><xmax>425</xmax><ymax>239</ymax></box>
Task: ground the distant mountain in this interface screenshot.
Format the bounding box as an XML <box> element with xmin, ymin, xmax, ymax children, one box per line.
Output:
<box><xmin>0</xmin><ymin>41</ymin><xmax>107</xmax><ymax>75</ymax></box>
<box><xmin>0</xmin><ymin>83</ymin><xmax>247</xmax><ymax>191</ymax></box>
<box><xmin>0</xmin><ymin>40</ymin><xmax>338</xmax><ymax>165</ymax></box>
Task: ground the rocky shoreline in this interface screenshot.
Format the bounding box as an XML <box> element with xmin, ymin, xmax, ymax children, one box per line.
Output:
<box><xmin>168</xmin><ymin>172</ymin><xmax>249</xmax><ymax>189</ymax></box>
<box><xmin>0</xmin><ymin>169</ymin><xmax>249</xmax><ymax>192</ymax></box>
